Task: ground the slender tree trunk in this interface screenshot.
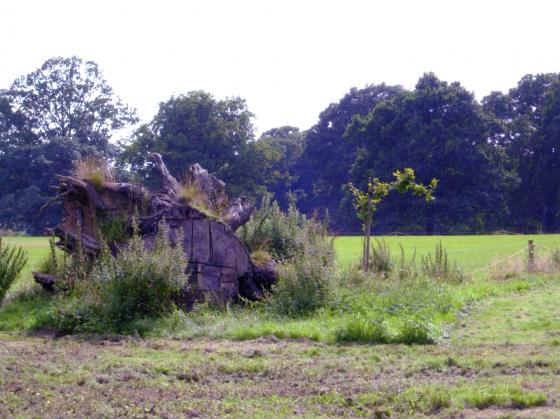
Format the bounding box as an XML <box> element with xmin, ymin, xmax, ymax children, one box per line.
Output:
<box><xmin>364</xmin><ymin>219</ymin><xmax>371</xmax><ymax>272</ymax></box>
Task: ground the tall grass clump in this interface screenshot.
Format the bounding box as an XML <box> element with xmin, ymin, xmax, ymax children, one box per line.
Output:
<box><xmin>37</xmin><ymin>234</ymin><xmax>93</xmax><ymax>294</ymax></box>
<box><xmin>0</xmin><ymin>238</ymin><xmax>28</xmax><ymax>304</ymax></box>
<box><xmin>239</xmin><ymin>194</ymin><xmax>330</xmax><ymax>261</ymax></box>
<box><xmin>178</xmin><ymin>180</ymin><xmax>221</xmax><ymax>220</ymax></box>
<box><xmin>366</xmin><ymin>239</ymin><xmax>394</xmax><ymax>275</ymax></box>
<box><xmin>92</xmin><ymin>222</ymin><xmax>189</xmax><ymax>328</ymax></box>
<box><xmin>420</xmin><ymin>241</ymin><xmax>464</xmax><ymax>283</ymax></box>
<box><xmin>269</xmin><ymin>244</ymin><xmax>336</xmax><ymax>316</ymax></box>
<box><xmin>73</xmin><ymin>157</ymin><xmax>114</xmax><ymax>189</ymax></box>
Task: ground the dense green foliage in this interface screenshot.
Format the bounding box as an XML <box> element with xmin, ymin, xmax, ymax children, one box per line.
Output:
<box><xmin>0</xmin><ymin>57</ymin><xmax>137</xmax><ymax>233</ymax></box>
<box><xmin>239</xmin><ymin>196</ymin><xmax>336</xmax><ymax>316</ymax></box>
<box><xmin>2</xmin><ymin>56</ymin><xmax>560</xmax><ymax>234</ymax></box>
<box><xmin>44</xmin><ymin>225</ymin><xmax>189</xmax><ymax>334</ymax></box>
<box><xmin>0</xmin><ymin>234</ymin><xmax>558</xmax><ymax>345</ymax></box>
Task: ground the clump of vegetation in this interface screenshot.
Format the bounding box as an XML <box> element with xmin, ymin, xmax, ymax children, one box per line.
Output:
<box><xmin>45</xmin><ymin>221</ymin><xmax>189</xmax><ymax>334</ymax></box>
<box><xmin>239</xmin><ymin>195</ymin><xmax>336</xmax><ymax>316</ymax></box>
<box><xmin>420</xmin><ymin>241</ymin><xmax>464</xmax><ymax>283</ymax></box>
<box><xmin>334</xmin><ymin>315</ymin><xmax>387</xmax><ymax>344</ymax></box>
<box><xmin>366</xmin><ymin>239</ymin><xmax>394</xmax><ymax>275</ymax></box>
<box><xmin>73</xmin><ymin>157</ymin><xmax>114</xmax><ymax>189</ymax></box>
<box><xmin>396</xmin><ymin>244</ymin><xmax>418</xmax><ymax>280</ymax></box>
<box><xmin>178</xmin><ymin>180</ymin><xmax>221</xmax><ymax>219</ymax></box>
<box><xmin>250</xmin><ymin>249</ymin><xmax>273</xmax><ymax>268</ymax></box>
<box><xmin>239</xmin><ymin>194</ymin><xmax>329</xmax><ymax>261</ymax></box>
<box><xmin>98</xmin><ymin>216</ymin><xmax>128</xmax><ymax>244</ymax></box>
<box><xmin>269</xmin><ymin>244</ymin><xmax>336</xmax><ymax>316</ymax></box>
<box><xmin>38</xmin><ymin>234</ymin><xmax>93</xmax><ymax>293</ymax></box>
<box><xmin>0</xmin><ymin>238</ymin><xmax>28</xmax><ymax>304</ymax></box>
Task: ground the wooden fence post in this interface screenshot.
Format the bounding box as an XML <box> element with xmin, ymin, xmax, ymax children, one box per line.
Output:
<box><xmin>528</xmin><ymin>240</ymin><xmax>535</xmax><ymax>272</ymax></box>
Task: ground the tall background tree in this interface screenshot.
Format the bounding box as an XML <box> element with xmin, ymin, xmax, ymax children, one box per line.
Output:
<box><xmin>345</xmin><ymin>73</ymin><xmax>514</xmax><ymax>234</ymax></box>
<box><xmin>120</xmin><ymin>91</ymin><xmax>256</xmax><ymax>196</ymax></box>
<box><xmin>484</xmin><ymin>73</ymin><xmax>560</xmax><ymax>232</ymax></box>
<box><xmin>0</xmin><ymin>56</ymin><xmax>137</xmax><ymax>233</ymax></box>
<box><xmin>295</xmin><ymin>84</ymin><xmax>403</xmax><ymax>229</ymax></box>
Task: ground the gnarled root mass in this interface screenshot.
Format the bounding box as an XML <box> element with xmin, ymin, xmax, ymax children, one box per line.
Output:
<box><xmin>38</xmin><ymin>153</ymin><xmax>274</xmax><ymax>306</ymax></box>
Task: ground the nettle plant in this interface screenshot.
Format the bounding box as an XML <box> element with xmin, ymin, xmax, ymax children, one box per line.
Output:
<box><xmin>348</xmin><ymin>168</ymin><xmax>437</xmax><ymax>272</ymax></box>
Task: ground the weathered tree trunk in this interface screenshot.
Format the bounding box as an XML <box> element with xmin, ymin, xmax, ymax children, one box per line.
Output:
<box><xmin>37</xmin><ymin>154</ymin><xmax>275</xmax><ymax>305</ymax></box>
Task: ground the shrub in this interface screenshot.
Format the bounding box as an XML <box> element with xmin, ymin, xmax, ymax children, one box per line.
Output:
<box><xmin>239</xmin><ymin>194</ymin><xmax>328</xmax><ymax>262</ymax></box>
<box><xmin>268</xmin><ymin>246</ymin><xmax>336</xmax><ymax>316</ymax></box>
<box><xmin>45</xmin><ymin>221</ymin><xmax>189</xmax><ymax>334</ymax></box>
<box><xmin>0</xmin><ymin>238</ymin><xmax>28</xmax><ymax>304</ymax></box>
<box><xmin>239</xmin><ymin>195</ymin><xmax>336</xmax><ymax>316</ymax></box>
<box><xmin>93</xmin><ymin>223</ymin><xmax>189</xmax><ymax>329</ymax></box>
<box><xmin>40</xmin><ymin>233</ymin><xmax>93</xmax><ymax>294</ymax></box>
<box><xmin>98</xmin><ymin>216</ymin><xmax>128</xmax><ymax>244</ymax></box>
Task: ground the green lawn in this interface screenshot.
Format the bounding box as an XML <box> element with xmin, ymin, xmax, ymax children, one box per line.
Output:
<box><xmin>1</xmin><ymin>276</ymin><xmax>559</xmax><ymax>417</ymax></box>
<box><xmin>2</xmin><ymin>235</ymin><xmax>560</xmax><ymax>416</ymax></box>
<box><xmin>6</xmin><ymin>234</ymin><xmax>560</xmax><ymax>281</ymax></box>
<box><xmin>335</xmin><ymin>234</ymin><xmax>560</xmax><ymax>272</ymax></box>
<box><xmin>1</xmin><ymin>236</ymin><xmax>51</xmax><ymax>292</ymax></box>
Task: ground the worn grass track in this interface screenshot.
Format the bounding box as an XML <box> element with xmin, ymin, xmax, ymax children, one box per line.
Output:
<box><xmin>1</xmin><ymin>278</ymin><xmax>559</xmax><ymax>417</ymax></box>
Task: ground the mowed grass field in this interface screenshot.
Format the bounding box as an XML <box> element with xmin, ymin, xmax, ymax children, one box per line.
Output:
<box><xmin>1</xmin><ymin>236</ymin><xmax>51</xmax><ymax>292</ymax></box>
<box><xmin>2</xmin><ymin>235</ymin><xmax>560</xmax><ymax>416</ymax></box>
<box><xmin>5</xmin><ymin>234</ymin><xmax>560</xmax><ymax>283</ymax></box>
<box><xmin>335</xmin><ymin>234</ymin><xmax>560</xmax><ymax>272</ymax></box>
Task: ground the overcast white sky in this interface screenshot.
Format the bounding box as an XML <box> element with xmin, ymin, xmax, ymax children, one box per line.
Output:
<box><xmin>1</xmin><ymin>0</ymin><xmax>559</xmax><ymax>135</ymax></box>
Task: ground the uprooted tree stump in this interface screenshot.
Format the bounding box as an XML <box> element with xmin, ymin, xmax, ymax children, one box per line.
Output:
<box><xmin>35</xmin><ymin>153</ymin><xmax>276</xmax><ymax>306</ymax></box>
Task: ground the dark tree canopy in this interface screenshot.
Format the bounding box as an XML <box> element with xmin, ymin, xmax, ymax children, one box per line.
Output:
<box><xmin>496</xmin><ymin>74</ymin><xmax>560</xmax><ymax>232</ymax></box>
<box><xmin>120</xmin><ymin>91</ymin><xmax>256</xmax><ymax>196</ymax></box>
<box><xmin>345</xmin><ymin>73</ymin><xmax>513</xmax><ymax>233</ymax></box>
<box><xmin>295</xmin><ymin>84</ymin><xmax>403</xmax><ymax>227</ymax></box>
<box><xmin>2</xmin><ymin>58</ymin><xmax>560</xmax><ymax>235</ymax></box>
<box><xmin>1</xmin><ymin>56</ymin><xmax>137</xmax><ymax>153</ymax></box>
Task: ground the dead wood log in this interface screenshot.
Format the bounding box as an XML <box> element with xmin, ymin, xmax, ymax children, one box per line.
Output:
<box><xmin>48</xmin><ymin>154</ymin><xmax>275</xmax><ymax>305</ymax></box>
<box><xmin>222</xmin><ymin>197</ymin><xmax>254</xmax><ymax>231</ymax></box>
<box><xmin>149</xmin><ymin>152</ymin><xmax>180</xmax><ymax>195</ymax></box>
<box><xmin>33</xmin><ymin>272</ymin><xmax>57</xmax><ymax>291</ymax></box>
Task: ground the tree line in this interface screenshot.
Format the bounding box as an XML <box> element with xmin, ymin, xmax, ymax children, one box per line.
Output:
<box><xmin>1</xmin><ymin>56</ymin><xmax>560</xmax><ymax>234</ymax></box>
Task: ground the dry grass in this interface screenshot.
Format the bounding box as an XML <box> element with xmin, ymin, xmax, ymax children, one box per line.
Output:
<box><xmin>251</xmin><ymin>249</ymin><xmax>273</xmax><ymax>268</ymax></box>
<box><xmin>178</xmin><ymin>181</ymin><xmax>221</xmax><ymax>220</ymax></box>
<box><xmin>73</xmin><ymin>157</ymin><xmax>114</xmax><ymax>188</ymax></box>
<box><xmin>488</xmin><ymin>248</ymin><xmax>560</xmax><ymax>281</ymax></box>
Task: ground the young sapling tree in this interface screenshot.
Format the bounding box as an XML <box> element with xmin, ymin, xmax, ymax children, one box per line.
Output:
<box><xmin>348</xmin><ymin>168</ymin><xmax>437</xmax><ymax>272</ymax></box>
